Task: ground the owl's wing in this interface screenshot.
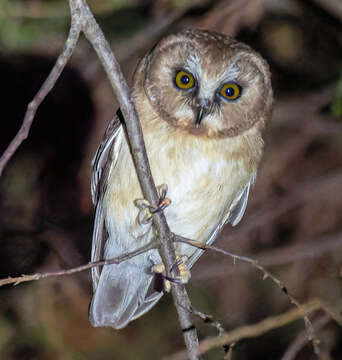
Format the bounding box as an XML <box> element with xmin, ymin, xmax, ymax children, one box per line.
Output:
<box><xmin>91</xmin><ymin>112</ymin><xmax>124</xmax><ymax>290</ymax></box>
<box><xmin>225</xmin><ymin>176</ymin><xmax>254</xmax><ymax>227</ymax></box>
<box><xmin>188</xmin><ymin>176</ymin><xmax>255</xmax><ymax>269</ymax></box>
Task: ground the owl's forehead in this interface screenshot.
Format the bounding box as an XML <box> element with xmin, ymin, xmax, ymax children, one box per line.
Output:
<box><xmin>181</xmin><ymin>43</ymin><xmax>241</xmax><ymax>85</ymax></box>
<box><xmin>145</xmin><ymin>30</ymin><xmax>258</xmax><ymax>88</ymax></box>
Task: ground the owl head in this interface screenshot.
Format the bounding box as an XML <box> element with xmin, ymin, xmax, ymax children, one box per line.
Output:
<box><xmin>133</xmin><ymin>29</ymin><xmax>273</xmax><ymax>138</ymax></box>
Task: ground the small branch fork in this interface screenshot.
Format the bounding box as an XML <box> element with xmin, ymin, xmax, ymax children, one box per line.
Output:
<box><xmin>175</xmin><ymin>236</ymin><xmax>320</xmax><ymax>353</ymax></box>
<box><xmin>164</xmin><ymin>300</ymin><xmax>323</xmax><ymax>360</ymax></box>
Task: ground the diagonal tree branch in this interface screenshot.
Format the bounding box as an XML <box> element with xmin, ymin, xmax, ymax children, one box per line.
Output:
<box><xmin>69</xmin><ymin>0</ymin><xmax>199</xmax><ymax>357</ymax></box>
<box><xmin>164</xmin><ymin>300</ymin><xmax>323</xmax><ymax>360</ymax></box>
<box><xmin>175</xmin><ymin>236</ymin><xmax>319</xmax><ymax>351</ymax></box>
<box><xmin>0</xmin><ymin>11</ymin><xmax>81</xmax><ymax>177</ymax></box>
<box><xmin>281</xmin><ymin>314</ymin><xmax>331</xmax><ymax>360</ymax></box>
<box><xmin>0</xmin><ymin>240</ymin><xmax>158</xmax><ymax>287</ymax></box>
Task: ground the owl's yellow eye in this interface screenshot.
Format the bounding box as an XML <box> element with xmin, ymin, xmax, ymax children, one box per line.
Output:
<box><xmin>220</xmin><ymin>82</ymin><xmax>242</xmax><ymax>101</ymax></box>
<box><xmin>174</xmin><ymin>70</ymin><xmax>195</xmax><ymax>90</ymax></box>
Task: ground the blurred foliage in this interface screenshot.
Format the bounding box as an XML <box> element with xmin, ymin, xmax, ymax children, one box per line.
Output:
<box><xmin>0</xmin><ymin>0</ymin><xmax>150</xmax><ymax>50</ymax></box>
<box><xmin>0</xmin><ymin>0</ymin><xmax>69</xmax><ymax>49</ymax></box>
<box><xmin>331</xmin><ymin>72</ymin><xmax>342</xmax><ymax>117</ymax></box>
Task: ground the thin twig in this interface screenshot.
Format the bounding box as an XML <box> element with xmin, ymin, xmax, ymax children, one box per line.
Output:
<box><xmin>0</xmin><ymin>240</ymin><xmax>158</xmax><ymax>287</ymax></box>
<box><xmin>175</xmin><ymin>236</ymin><xmax>319</xmax><ymax>352</ymax></box>
<box><xmin>164</xmin><ymin>300</ymin><xmax>322</xmax><ymax>360</ymax></box>
<box><xmin>190</xmin><ymin>306</ymin><xmax>233</xmax><ymax>359</ymax></box>
<box><xmin>194</xmin><ymin>232</ymin><xmax>342</xmax><ymax>281</ymax></box>
<box><xmin>190</xmin><ymin>307</ymin><xmax>226</xmax><ymax>337</ymax></box>
<box><xmin>0</xmin><ymin>9</ymin><xmax>81</xmax><ymax>177</ymax></box>
<box><xmin>281</xmin><ymin>314</ymin><xmax>331</xmax><ymax>360</ymax></box>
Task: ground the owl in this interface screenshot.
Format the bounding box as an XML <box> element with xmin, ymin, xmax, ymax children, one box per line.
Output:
<box><xmin>89</xmin><ymin>29</ymin><xmax>273</xmax><ymax>329</ymax></box>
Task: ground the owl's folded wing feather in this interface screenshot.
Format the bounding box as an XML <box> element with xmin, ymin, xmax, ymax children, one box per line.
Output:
<box><xmin>90</xmin><ymin>112</ymin><xmax>165</xmax><ymax>329</ymax></box>
<box><xmin>225</xmin><ymin>175</ymin><xmax>254</xmax><ymax>227</ymax></box>
<box><xmin>91</xmin><ymin>113</ymin><xmax>123</xmax><ymax>290</ymax></box>
<box><xmin>188</xmin><ymin>175</ymin><xmax>255</xmax><ymax>269</ymax></box>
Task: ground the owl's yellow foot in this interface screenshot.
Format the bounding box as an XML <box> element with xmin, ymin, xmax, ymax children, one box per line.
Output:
<box><xmin>134</xmin><ymin>184</ymin><xmax>171</xmax><ymax>225</ymax></box>
<box><xmin>152</xmin><ymin>255</ymin><xmax>191</xmax><ymax>293</ymax></box>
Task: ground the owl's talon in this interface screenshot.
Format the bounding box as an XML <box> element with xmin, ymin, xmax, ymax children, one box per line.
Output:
<box><xmin>134</xmin><ymin>199</ymin><xmax>150</xmax><ymax>209</ymax></box>
<box><xmin>163</xmin><ymin>275</ymin><xmax>184</xmax><ymax>284</ymax></box>
<box><xmin>173</xmin><ymin>255</ymin><xmax>191</xmax><ymax>284</ymax></box>
<box><xmin>134</xmin><ymin>184</ymin><xmax>171</xmax><ymax>225</ymax></box>
<box><xmin>157</xmin><ymin>184</ymin><xmax>168</xmax><ymax>201</ymax></box>
<box><xmin>152</xmin><ymin>263</ymin><xmax>171</xmax><ymax>292</ymax></box>
<box><xmin>150</xmin><ymin>197</ymin><xmax>171</xmax><ymax>214</ymax></box>
<box><xmin>139</xmin><ymin>211</ymin><xmax>153</xmax><ymax>225</ymax></box>
<box><xmin>152</xmin><ymin>255</ymin><xmax>190</xmax><ymax>292</ymax></box>
<box><xmin>170</xmin><ymin>255</ymin><xmax>189</xmax><ymax>273</ymax></box>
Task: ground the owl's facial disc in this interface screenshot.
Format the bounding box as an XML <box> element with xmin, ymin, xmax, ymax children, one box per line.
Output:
<box><xmin>138</xmin><ymin>29</ymin><xmax>273</xmax><ymax>138</ymax></box>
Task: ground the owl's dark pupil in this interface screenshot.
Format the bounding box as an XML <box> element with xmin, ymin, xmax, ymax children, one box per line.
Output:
<box><xmin>225</xmin><ymin>87</ymin><xmax>235</xmax><ymax>97</ymax></box>
<box><xmin>181</xmin><ymin>75</ymin><xmax>190</xmax><ymax>84</ymax></box>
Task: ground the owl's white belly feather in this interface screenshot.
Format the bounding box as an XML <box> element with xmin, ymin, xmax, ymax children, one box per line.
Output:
<box><xmin>103</xmin><ymin>127</ymin><xmax>252</xmax><ymax>265</ymax></box>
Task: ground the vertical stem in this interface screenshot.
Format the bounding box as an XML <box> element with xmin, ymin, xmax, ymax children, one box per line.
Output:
<box><xmin>71</xmin><ymin>0</ymin><xmax>200</xmax><ymax>357</ymax></box>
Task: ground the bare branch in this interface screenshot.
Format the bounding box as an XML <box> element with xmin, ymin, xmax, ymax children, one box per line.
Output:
<box><xmin>164</xmin><ymin>300</ymin><xmax>322</xmax><ymax>360</ymax></box>
<box><xmin>195</xmin><ymin>232</ymin><xmax>342</xmax><ymax>280</ymax></box>
<box><xmin>190</xmin><ymin>307</ymin><xmax>226</xmax><ymax>337</ymax></box>
<box><xmin>175</xmin><ymin>236</ymin><xmax>319</xmax><ymax>352</ymax></box>
<box><xmin>69</xmin><ymin>0</ymin><xmax>199</xmax><ymax>357</ymax></box>
<box><xmin>0</xmin><ymin>240</ymin><xmax>157</xmax><ymax>287</ymax></box>
<box><xmin>0</xmin><ymin>7</ymin><xmax>81</xmax><ymax>177</ymax></box>
<box><xmin>281</xmin><ymin>314</ymin><xmax>331</xmax><ymax>360</ymax></box>
<box><xmin>190</xmin><ymin>307</ymin><xmax>233</xmax><ymax>358</ymax></box>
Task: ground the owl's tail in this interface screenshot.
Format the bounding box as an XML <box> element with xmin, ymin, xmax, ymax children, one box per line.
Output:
<box><xmin>89</xmin><ymin>257</ymin><xmax>163</xmax><ymax>329</ymax></box>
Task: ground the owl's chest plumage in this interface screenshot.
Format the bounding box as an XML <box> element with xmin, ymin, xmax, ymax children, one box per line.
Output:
<box><xmin>104</xmin><ymin>120</ymin><xmax>257</xmax><ymax>260</ymax></box>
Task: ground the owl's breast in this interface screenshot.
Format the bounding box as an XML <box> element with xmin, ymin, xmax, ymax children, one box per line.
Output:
<box><xmin>104</xmin><ymin>123</ymin><xmax>258</xmax><ymax>261</ymax></box>
<box><xmin>144</xmin><ymin>128</ymin><xmax>254</xmax><ymax>252</ymax></box>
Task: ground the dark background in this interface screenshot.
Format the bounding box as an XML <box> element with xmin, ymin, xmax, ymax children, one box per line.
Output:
<box><xmin>0</xmin><ymin>0</ymin><xmax>342</xmax><ymax>359</ymax></box>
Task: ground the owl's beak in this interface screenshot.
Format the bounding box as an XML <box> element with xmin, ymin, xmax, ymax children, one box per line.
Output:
<box><xmin>195</xmin><ymin>98</ymin><xmax>211</xmax><ymax>126</ymax></box>
<box><xmin>196</xmin><ymin>108</ymin><xmax>205</xmax><ymax>126</ymax></box>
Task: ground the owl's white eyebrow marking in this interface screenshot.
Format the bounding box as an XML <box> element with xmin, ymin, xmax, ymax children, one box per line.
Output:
<box><xmin>219</xmin><ymin>62</ymin><xmax>240</xmax><ymax>83</ymax></box>
<box><xmin>184</xmin><ymin>53</ymin><xmax>202</xmax><ymax>80</ymax></box>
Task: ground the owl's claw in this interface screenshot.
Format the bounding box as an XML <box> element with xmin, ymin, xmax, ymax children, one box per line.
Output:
<box><xmin>134</xmin><ymin>184</ymin><xmax>171</xmax><ymax>225</ymax></box>
<box><xmin>152</xmin><ymin>255</ymin><xmax>191</xmax><ymax>293</ymax></box>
